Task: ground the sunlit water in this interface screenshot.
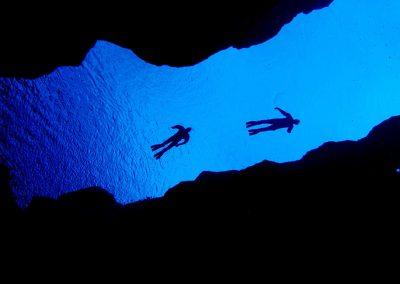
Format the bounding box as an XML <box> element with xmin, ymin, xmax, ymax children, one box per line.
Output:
<box><xmin>1</xmin><ymin>0</ymin><xmax>400</xmax><ymax>206</ymax></box>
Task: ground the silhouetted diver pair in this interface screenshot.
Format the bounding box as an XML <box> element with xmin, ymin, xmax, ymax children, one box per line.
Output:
<box><xmin>151</xmin><ymin>107</ymin><xmax>300</xmax><ymax>159</ymax></box>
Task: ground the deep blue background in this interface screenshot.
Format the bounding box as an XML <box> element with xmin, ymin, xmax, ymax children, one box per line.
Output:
<box><xmin>1</xmin><ymin>0</ymin><xmax>400</xmax><ymax>206</ymax></box>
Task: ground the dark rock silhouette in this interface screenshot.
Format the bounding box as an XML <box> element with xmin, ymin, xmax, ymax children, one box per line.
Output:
<box><xmin>1</xmin><ymin>115</ymin><xmax>399</xmax><ymax>238</ymax></box>
<box><xmin>0</xmin><ymin>164</ymin><xmax>19</xmax><ymax>224</ymax></box>
<box><xmin>0</xmin><ymin>0</ymin><xmax>333</xmax><ymax>77</ymax></box>
<box><xmin>1</xmin><ymin>116</ymin><xmax>399</xmax><ymax>269</ymax></box>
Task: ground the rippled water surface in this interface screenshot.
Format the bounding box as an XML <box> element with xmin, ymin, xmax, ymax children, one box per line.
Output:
<box><xmin>1</xmin><ymin>0</ymin><xmax>400</xmax><ymax>206</ymax></box>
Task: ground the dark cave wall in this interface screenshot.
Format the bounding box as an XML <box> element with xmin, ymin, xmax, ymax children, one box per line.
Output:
<box><xmin>0</xmin><ymin>0</ymin><xmax>333</xmax><ymax>77</ymax></box>
<box><xmin>0</xmin><ymin>116</ymin><xmax>399</xmax><ymax>262</ymax></box>
<box><xmin>1</xmin><ymin>115</ymin><xmax>400</xmax><ymax>224</ymax></box>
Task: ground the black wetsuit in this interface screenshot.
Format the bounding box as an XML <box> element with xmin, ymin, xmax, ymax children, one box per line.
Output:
<box><xmin>246</xmin><ymin>108</ymin><xmax>299</xmax><ymax>135</ymax></box>
<box><xmin>151</xmin><ymin>125</ymin><xmax>191</xmax><ymax>159</ymax></box>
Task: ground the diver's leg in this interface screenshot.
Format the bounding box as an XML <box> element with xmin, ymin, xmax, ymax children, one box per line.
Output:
<box><xmin>246</xmin><ymin>119</ymin><xmax>274</xmax><ymax>128</ymax></box>
<box><xmin>154</xmin><ymin>143</ymin><xmax>176</xmax><ymax>159</ymax></box>
<box><xmin>151</xmin><ymin>136</ymin><xmax>175</xmax><ymax>151</ymax></box>
<box><xmin>151</xmin><ymin>144</ymin><xmax>164</xmax><ymax>151</ymax></box>
<box><xmin>248</xmin><ymin>125</ymin><xmax>276</xmax><ymax>136</ymax></box>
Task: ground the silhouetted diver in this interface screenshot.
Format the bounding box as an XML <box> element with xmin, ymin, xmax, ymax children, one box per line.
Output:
<box><xmin>151</xmin><ymin>125</ymin><xmax>192</xmax><ymax>159</ymax></box>
<box><xmin>246</xmin><ymin>107</ymin><xmax>300</xmax><ymax>136</ymax></box>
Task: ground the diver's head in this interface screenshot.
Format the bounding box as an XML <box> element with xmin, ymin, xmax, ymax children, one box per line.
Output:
<box><xmin>293</xmin><ymin>119</ymin><xmax>300</xmax><ymax>125</ymax></box>
<box><xmin>187</xmin><ymin>127</ymin><xmax>192</xmax><ymax>132</ymax></box>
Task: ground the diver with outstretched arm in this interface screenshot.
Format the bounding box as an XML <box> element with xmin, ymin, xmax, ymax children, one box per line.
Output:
<box><xmin>246</xmin><ymin>107</ymin><xmax>300</xmax><ymax>136</ymax></box>
<box><xmin>151</xmin><ymin>125</ymin><xmax>192</xmax><ymax>159</ymax></box>
<box><xmin>275</xmin><ymin>107</ymin><xmax>293</xmax><ymax>119</ymax></box>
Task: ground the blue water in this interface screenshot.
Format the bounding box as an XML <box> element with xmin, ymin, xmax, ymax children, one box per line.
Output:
<box><xmin>1</xmin><ymin>0</ymin><xmax>400</xmax><ymax>206</ymax></box>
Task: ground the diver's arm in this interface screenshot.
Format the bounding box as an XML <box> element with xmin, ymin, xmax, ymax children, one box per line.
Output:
<box><xmin>287</xmin><ymin>124</ymin><xmax>294</xmax><ymax>133</ymax></box>
<box><xmin>176</xmin><ymin>136</ymin><xmax>189</xmax><ymax>146</ymax></box>
<box><xmin>171</xmin><ymin>125</ymin><xmax>185</xmax><ymax>131</ymax></box>
<box><xmin>275</xmin><ymin>107</ymin><xmax>293</xmax><ymax>119</ymax></box>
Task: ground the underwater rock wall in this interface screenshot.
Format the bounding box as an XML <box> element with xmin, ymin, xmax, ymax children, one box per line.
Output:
<box><xmin>0</xmin><ymin>0</ymin><xmax>333</xmax><ymax>77</ymax></box>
